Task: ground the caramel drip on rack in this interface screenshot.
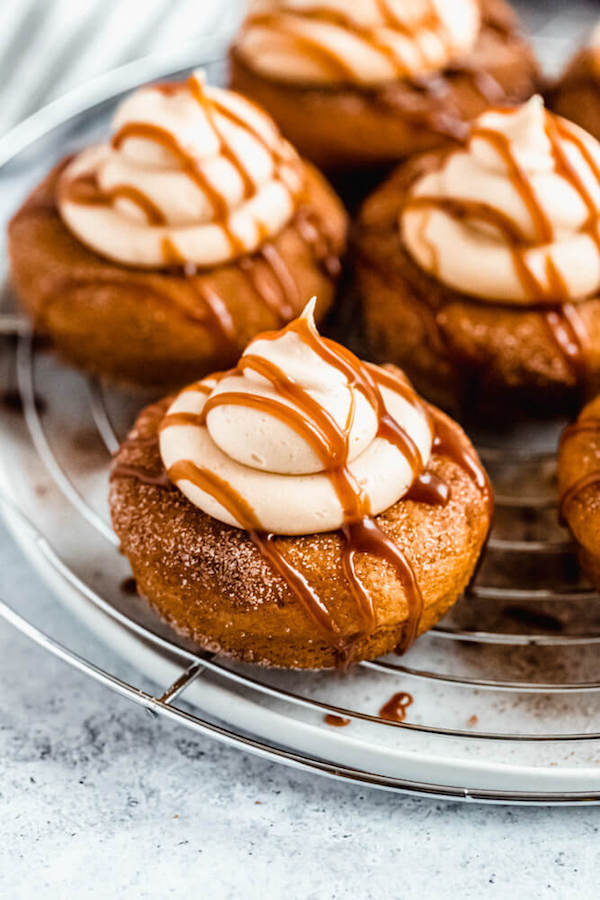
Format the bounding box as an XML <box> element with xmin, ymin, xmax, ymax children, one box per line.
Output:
<box><xmin>405</xmin><ymin>111</ymin><xmax>600</xmax><ymax>378</ymax></box>
<box><xmin>379</xmin><ymin>691</ymin><xmax>413</xmax><ymax>722</ymax></box>
<box><xmin>247</xmin><ymin>0</ymin><xmax>457</xmax><ymax>79</ymax></box>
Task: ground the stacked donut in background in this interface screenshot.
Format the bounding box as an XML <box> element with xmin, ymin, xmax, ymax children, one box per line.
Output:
<box><xmin>8</xmin><ymin>0</ymin><xmax>600</xmax><ymax>669</ymax></box>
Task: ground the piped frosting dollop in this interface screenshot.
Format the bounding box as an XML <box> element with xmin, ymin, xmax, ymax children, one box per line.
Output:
<box><xmin>57</xmin><ymin>71</ymin><xmax>303</xmax><ymax>268</ymax></box>
<box><xmin>159</xmin><ymin>299</ymin><xmax>432</xmax><ymax>535</ymax></box>
<box><xmin>401</xmin><ymin>96</ymin><xmax>600</xmax><ymax>304</ymax></box>
<box><xmin>234</xmin><ymin>0</ymin><xmax>481</xmax><ymax>86</ymax></box>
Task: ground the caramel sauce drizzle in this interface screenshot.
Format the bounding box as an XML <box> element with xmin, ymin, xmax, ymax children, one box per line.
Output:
<box><xmin>188</xmin><ymin>74</ymin><xmax>255</xmax><ymax>201</ymax></box>
<box><xmin>379</xmin><ymin>690</ymin><xmax>413</xmax><ymax>722</ymax></box>
<box><xmin>59</xmin><ymin>78</ymin><xmax>342</xmax><ymax>349</ymax></box>
<box><xmin>157</xmin><ymin>315</ymin><xmax>490</xmax><ymax>662</ymax></box>
<box><xmin>60</xmin><ymin>74</ymin><xmax>300</xmax><ymax>267</ymax></box>
<box><xmin>558</xmin><ymin>415</ymin><xmax>600</xmax><ymax>521</ymax></box>
<box><xmin>324</xmin><ymin>714</ymin><xmax>350</xmax><ymax>727</ymax></box>
<box><xmin>560</xmin><ymin>471</ymin><xmax>600</xmax><ymax>523</ymax></box>
<box><xmin>247</xmin><ymin>0</ymin><xmax>456</xmax><ymax>80</ymax></box>
<box><xmin>61</xmin><ymin>174</ymin><xmax>166</xmax><ymax>225</ymax></box>
<box><xmin>404</xmin><ymin>110</ymin><xmax>600</xmax><ymax>379</ymax></box>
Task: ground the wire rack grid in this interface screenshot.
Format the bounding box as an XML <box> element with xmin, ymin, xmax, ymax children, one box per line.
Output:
<box><xmin>3</xmin><ymin>28</ymin><xmax>600</xmax><ymax>803</ymax></box>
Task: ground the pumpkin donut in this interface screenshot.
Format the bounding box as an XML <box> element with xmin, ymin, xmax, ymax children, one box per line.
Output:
<box><xmin>109</xmin><ymin>301</ymin><xmax>492</xmax><ymax>669</ymax></box>
<box><xmin>8</xmin><ymin>71</ymin><xmax>347</xmax><ymax>389</ymax></box>
<box><xmin>229</xmin><ymin>0</ymin><xmax>538</xmax><ymax>175</ymax></box>
<box><xmin>356</xmin><ymin>97</ymin><xmax>600</xmax><ymax>418</ymax></box>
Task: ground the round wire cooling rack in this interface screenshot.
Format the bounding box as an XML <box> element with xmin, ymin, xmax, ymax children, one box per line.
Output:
<box><xmin>4</xmin><ymin>318</ymin><xmax>600</xmax><ymax>805</ymax></box>
<box><xmin>3</xmin><ymin>37</ymin><xmax>600</xmax><ymax>805</ymax></box>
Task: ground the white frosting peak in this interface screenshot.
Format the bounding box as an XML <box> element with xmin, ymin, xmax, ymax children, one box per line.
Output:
<box><xmin>235</xmin><ymin>0</ymin><xmax>481</xmax><ymax>86</ymax></box>
<box><xmin>58</xmin><ymin>71</ymin><xmax>303</xmax><ymax>268</ymax></box>
<box><xmin>401</xmin><ymin>97</ymin><xmax>600</xmax><ymax>303</ymax></box>
<box><xmin>160</xmin><ymin>300</ymin><xmax>432</xmax><ymax>535</ymax></box>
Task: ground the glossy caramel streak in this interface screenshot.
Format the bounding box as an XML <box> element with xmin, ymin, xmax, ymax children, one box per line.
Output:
<box><xmin>201</xmin><ymin>389</ymin><xmax>340</xmax><ymax>463</ymax></box>
<box><xmin>246</xmin><ymin>12</ymin><xmax>357</xmax><ymax>80</ymax></box>
<box><xmin>406</xmin><ymin>471</ymin><xmax>450</xmax><ymax>506</ymax></box>
<box><xmin>559</xmin><ymin>415</ymin><xmax>600</xmax><ymax>448</ymax></box>
<box><xmin>188</xmin><ymin>75</ymin><xmax>255</xmax><ymax>199</ymax></box>
<box><xmin>544</xmin><ymin>306</ymin><xmax>587</xmax><ymax>380</ymax></box>
<box><xmin>167</xmin><ymin>459</ymin><xmax>259</xmax><ymax>527</ymax></box>
<box><xmin>238</xmin><ymin>353</ymin><xmax>353</xmax><ymax>464</ymax></box>
<box><xmin>550</xmin><ymin>118</ymin><xmax>600</xmax><ymax>252</ymax></box>
<box><xmin>249</xmin><ymin>0</ymin><xmax>452</xmax><ymax>78</ymax></box>
<box><xmin>559</xmin><ymin>415</ymin><xmax>600</xmax><ymax>520</ymax></box>
<box><xmin>324</xmin><ymin>714</ymin><xmax>350</xmax><ymax>726</ymax></box>
<box><xmin>110</xmin><ymin>462</ymin><xmax>171</xmax><ymax>488</ymax></box>
<box><xmin>63</xmin><ymin>174</ymin><xmax>167</xmax><ymax>226</ymax></box>
<box><xmin>429</xmin><ymin>405</ymin><xmax>493</xmax><ymax>517</ymax></box>
<box><xmin>159</xmin><ymin>412</ymin><xmax>202</xmax><ymax>430</ymax></box>
<box><xmin>260</xmin><ymin>243</ymin><xmax>299</xmax><ymax>319</ymax></box>
<box><xmin>341</xmin><ymin>547</ymin><xmax>377</xmax><ymax>629</ymax></box>
<box><xmin>211</xmin><ymin>94</ymin><xmax>284</xmax><ymax>162</ymax></box>
<box><xmin>379</xmin><ymin>690</ymin><xmax>413</xmax><ymax>722</ymax></box>
<box><xmin>560</xmin><ymin>470</ymin><xmax>600</xmax><ymax>522</ymax></box>
<box><xmin>239</xmin><ymin>249</ymin><xmax>297</xmax><ymax>323</ymax></box>
<box><xmin>295</xmin><ymin>208</ymin><xmax>342</xmax><ymax>278</ymax></box>
<box><xmin>167</xmin><ymin>457</ymin><xmax>345</xmax><ymax>645</ymax></box>
<box><xmin>472</xmin><ymin>126</ymin><xmax>554</xmax><ymax>245</ymax></box>
<box><xmin>112</xmin><ymin>122</ymin><xmax>230</xmax><ymax>221</ymax></box>
<box><xmin>250</xmin><ymin>529</ymin><xmax>343</xmax><ymax>643</ymax></box>
<box><xmin>193</xmin><ymin>283</ymin><xmax>238</xmax><ymax>355</ymax></box>
<box><xmin>343</xmin><ymin>517</ymin><xmax>423</xmax><ymax>650</ymax></box>
<box><xmin>404</xmin><ymin>194</ymin><xmax>529</xmax><ymax>243</ymax></box>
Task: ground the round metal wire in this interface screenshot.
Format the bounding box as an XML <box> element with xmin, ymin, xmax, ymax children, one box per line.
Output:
<box><xmin>2</xmin><ymin>40</ymin><xmax>600</xmax><ymax>804</ymax></box>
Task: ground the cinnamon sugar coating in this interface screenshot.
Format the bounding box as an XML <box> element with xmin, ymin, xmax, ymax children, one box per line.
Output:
<box><xmin>356</xmin><ymin>151</ymin><xmax>600</xmax><ymax>418</ymax></box>
<box><xmin>8</xmin><ymin>160</ymin><xmax>347</xmax><ymax>389</ymax></box>
<box><xmin>229</xmin><ymin>0</ymin><xmax>539</xmax><ymax>173</ymax></box>
<box><xmin>109</xmin><ymin>391</ymin><xmax>491</xmax><ymax>669</ymax></box>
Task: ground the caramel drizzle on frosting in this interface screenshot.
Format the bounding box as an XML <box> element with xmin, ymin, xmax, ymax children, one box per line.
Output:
<box><xmin>58</xmin><ymin>75</ymin><xmax>342</xmax><ymax>347</ymax></box>
<box><xmin>158</xmin><ymin>317</ymin><xmax>491</xmax><ymax>661</ymax></box>
<box><xmin>246</xmin><ymin>1</ymin><xmax>461</xmax><ymax>80</ymax></box>
<box><xmin>404</xmin><ymin>110</ymin><xmax>600</xmax><ymax>380</ymax></box>
<box><xmin>60</xmin><ymin>74</ymin><xmax>301</xmax><ymax>264</ymax></box>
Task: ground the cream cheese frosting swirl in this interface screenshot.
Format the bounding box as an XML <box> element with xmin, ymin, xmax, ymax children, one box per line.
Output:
<box><xmin>401</xmin><ymin>96</ymin><xmax>600</xmax><ymax>304</ymax></box>
<box><xmin>159</xmin><ymin>299</ymin><xmax>432</xmax><ymax>535</ymax></box>
<box><xmin>57</xmin><ymin>71</ymin><xmax>303</xmax><ymax>268</ymax></box>
<box><xmin>235</xmin><ymin>0</ymin><xmax>481</xmax><ymax>86</ymax></box>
